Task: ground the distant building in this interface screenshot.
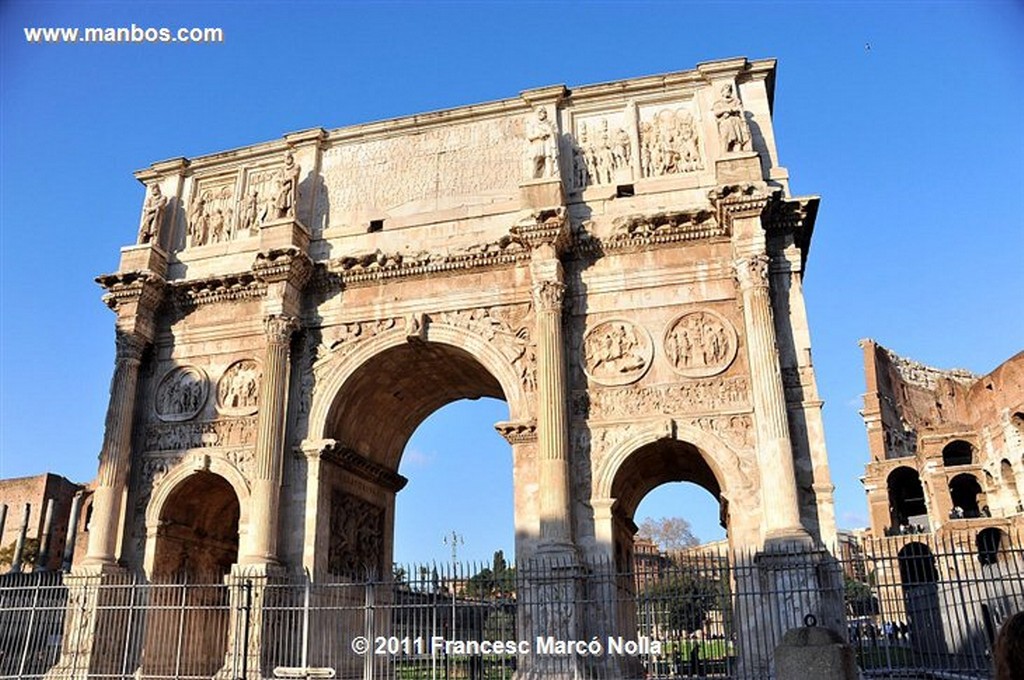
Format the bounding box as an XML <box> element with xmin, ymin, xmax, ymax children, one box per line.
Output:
<box><xmin>857</xmin><ymin>340</ymin><xmax>1024</xmax><ymax>651</ymax></box>
<box><xmin>859</xmin><ymin>340</ymin><xmax>1023</xmax><ymax>541</ymax></box>
<box><xmin>0</xmin><ymin>473</ymin><xmax>90</xmax><ymax>571</ymax></box>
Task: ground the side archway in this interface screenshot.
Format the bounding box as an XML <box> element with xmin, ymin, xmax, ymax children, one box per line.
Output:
<box><xmin>592</xmin><ymin>418</ymin><xmax>763</xmax><ymax>561</ymax></box>
<box><xmin>144</xmin><ymin>455</ymin><xmax>251</xmax><ymax>578</ymax></box>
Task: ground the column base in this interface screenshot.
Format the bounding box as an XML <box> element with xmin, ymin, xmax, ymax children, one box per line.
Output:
<box><xmin>45</xmin><ymin>565</ymin><xmax>131</xmax><ymax>680</ymax></box>
<box><xmin>763</xmin><ymin>526</ymin><xmax>815</xmax><ymax>553</ymax></box>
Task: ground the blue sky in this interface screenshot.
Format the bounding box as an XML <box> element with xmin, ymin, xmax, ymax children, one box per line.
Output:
<box><xmin>1</xmin><ymin>2</ymin><xmax>1021</xmax><ymax>564</ymax></box>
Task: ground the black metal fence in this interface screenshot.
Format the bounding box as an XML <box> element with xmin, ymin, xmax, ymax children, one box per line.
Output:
<box><xmin>1</xmin><ymin>533</ymin><xmax>1021</xmax><ymax>679</ymax></box>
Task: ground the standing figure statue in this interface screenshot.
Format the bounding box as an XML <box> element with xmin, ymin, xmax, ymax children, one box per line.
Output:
<box><xmin>138</xmin><ymin>185</ymin><xmax>167</xmax><ymax>244</ymax></box>
<box><xmin>526</xmin><ymin>107</ymin><xmax>557</xmax><ymax>179</ymax></box>
<box><xmin>712</xmin><ymin>83</ymin><xmax>752</xmax><ymax>153</ymax></box>
<box><xmin>274</xmin><ymin>151</ymin><xmax>301</xmax><ymax>219</ymax></box>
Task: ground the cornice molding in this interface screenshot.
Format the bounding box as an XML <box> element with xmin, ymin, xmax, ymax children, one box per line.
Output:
<box><xmin>316</xmin><ymin>440</ymin><xmax>408</xmax><ymax>493</ymax></box>
<box><xmin>95</xmin><ymin>270</ymin><xmax>165</xmax><ymax>313</ymax></box>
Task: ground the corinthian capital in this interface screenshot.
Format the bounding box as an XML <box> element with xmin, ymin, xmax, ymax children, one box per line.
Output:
<box><xmin>532</xmin><ymin>280</ymin><xmax>565</xmax><ymax>312</ymax></box>
<box><xmin>264</xmin><ymin>314</ymin><xmax>300</xmax><ymax>344</ymax></box>
<box><xmin>114</xmin><ymin>330</ymin><xmax>147</xmax><ymax>362</ymax></box>
<box><xmin>734</xmin><ymin>254</ymin><xmax>770</xmax><ymax>291</ymax></box>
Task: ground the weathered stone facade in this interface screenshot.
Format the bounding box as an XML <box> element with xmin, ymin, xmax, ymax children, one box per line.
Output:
<box><xmin>69</xmin><ymin>57</ymin><xmax>842</xmax><ymax>676</ymax></box>
<box><xmin>860</xmin><ymin>340</ymin><xmax>1024</xmax><ymax>538</ymax></box>
<box><xmin>858</xmin><ymin>340</ymin><xmax>1024</xmax><ymax>650</ymax></box>
<box><xmin>0</xmin><ymin>473</ymin><xmax>86</xmax><ymax>572</ymax></box>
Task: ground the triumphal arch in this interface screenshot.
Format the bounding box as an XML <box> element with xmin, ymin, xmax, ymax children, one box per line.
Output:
<box><xmin>71</xmin><ymin>57</ymin><xmax>840</xmax><ymax>676</ymax></box>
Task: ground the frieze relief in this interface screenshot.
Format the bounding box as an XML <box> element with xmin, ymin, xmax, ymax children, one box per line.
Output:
<box><xmin>154</xmin><ymin>366</ymin><xmax>209</xmax><ymax>422</ymax></box>
<box><xmin>689</xmin><ymin>414</ymin><xmax>754</xmax><ymax>452</ymax></box>
<box><xmin>434</xmin><ymin>305</ymin><xmax>536</xmax><ymax>392</ymax></box>
<box><xmin>143</xmin><ymin>416</ymin><xmax>257</xmax><ymax>452</ymax></box>
<box><xmin>572</xmin><ymin>376</ymin><xmax>749</xmax><ymax>421</ymax></box>
<box><xmin>582</xmin><ymin>319</ymin><xmax>652</xmax><ymax>387</ymax></box>
<box><xmin>664</xmin><ymin>310</ymin><xmax>738</xmax><ymax>378</ymax></box>
<box><xmin>638</xmin><ymin>105</ymin><xmax>704</xmax><ymax>178</ymax></box>
<box><xmin>187</xmin><ymin>174</ymin><xmax>237</xmax><ymax>248</ymax></box>
<box><xmin>313</xmin><ymin>304</ymin><xmax>536</xmax><ymax>393</ymax></box>
<box><xmin>570</xmin><ymin>113</ymin><xmax>633</xmax><ymax>190</ymax></box>
<box><xmin>217</xmin><ymin>359</ymin><xmax>261</xmax><ymax>415</ymax></box>
<box><xmin>184</xmin><ymin>152</ymin><xmax>301</xmax><ymax>249</ymax></box>
<box><xmin>328</xmin><ymin>490</ymin><xmax>384</xmax><ymax>578</ymax></box>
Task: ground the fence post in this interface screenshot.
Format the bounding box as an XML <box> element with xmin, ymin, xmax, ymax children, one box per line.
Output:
<box><xmin>363</xmin><ymin>578</ymin><xmax>375</xmax><ymax>680</ymax></box>
<box><xmin>17</xmin><ymin>573</ymin><xmax>43</xmax><ymax>676</ymax></box>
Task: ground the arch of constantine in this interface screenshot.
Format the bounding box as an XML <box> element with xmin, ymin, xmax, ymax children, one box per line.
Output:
<box><xmin>66</xmin><ymin>57</ymin><xmax>842</xmax><ymax>677</ymax></box>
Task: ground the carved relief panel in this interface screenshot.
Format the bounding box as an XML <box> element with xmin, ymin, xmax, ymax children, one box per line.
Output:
<box><xmin>328</xmin><ymin>489</ymin><xmax>384</xmax><ymax>577</ymax></box>
<box><xmin>581</xmin><ymin>319</ymin><xmax>653</xmax><ymax>387</ymax></box>
<box><xmin>186</xmin><ymin>172</ymin><xmax>238</xmax><ymax>248</ymax></box>
<box><xmin>638</xmin><ymin>102</ymin><xmax>704</xmax><ymax>178</ymax></box>
<box><xmin>569</xmin><ymin>110</ymin><xmax>634</xmax><ymax>190</ymax></box>
<box><xmin>664</xmin><ymin>310</ymin><xmax>738</xmax><ymax>378</ymax></box>
<box><xmin>238</xmin><ymin>164</ymin><xmax>283</xmax><ymax>235</ymax></box>
<box><xmin>154</xmin><ymin>366</ymin><xmax>209</xmax><ymax>422</ymax></box>
<box><xmin>217</xmin><ymin>359</ymin><xmax>261</xmax><ymax>415</ymax></box>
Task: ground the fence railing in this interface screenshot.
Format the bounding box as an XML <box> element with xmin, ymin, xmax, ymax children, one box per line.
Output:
<box><xmin>1</xmin><ymin>534</ymin><xmax>1021</xmax><ymax>679</ymax></box>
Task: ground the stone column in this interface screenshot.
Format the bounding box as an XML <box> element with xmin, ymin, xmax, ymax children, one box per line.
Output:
<box><xmin>242</xmin><ymin>314</ymin><xmax>299</xmax><ymax>565</ymax></box>
<box><xmin>532</xmin><ymin>275</ymin><xmax>573</xmax><ymax>550</ymax></box>
<box><xmin>35</xmin><ymin>498</ymin><xmax>55</xmax><ymax>572</ymax></box>
<box><xmin>10</xmin><ymin>503</ymin><xmax>29</xmax><ymax>573</ymax></box>
<box><xmin>83</xmin><ymin>331</ymin><xmax>147</xmax><ymax>566</ymax></box>
<box><xmin>735</xmin><ymin>254</ymin><xmax>808</xmax><ymax>545</ymax></box>
<box><xmin>62</xmin><ymin>492</ymin><xmax>84</xmax><ymax>571</ymax></box>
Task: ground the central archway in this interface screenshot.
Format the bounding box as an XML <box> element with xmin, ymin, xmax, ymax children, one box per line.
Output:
<box><xmin>310</xmin><ymin>328</ymin><xmax>532</xmax><ymax>576</ymax></box>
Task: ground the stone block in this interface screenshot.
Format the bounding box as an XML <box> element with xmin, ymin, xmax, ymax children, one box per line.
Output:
<box><xmin>259</xmin><ymin>217</ymin><xmax>310</xmax><ymax>252</ymax></box>
<box><xmin>775</xmin><ymin>625</ymin><xmax>858</xmax><ymax>680</ymax></box>
<box><xmin>118</xmin><ymin>243</ymin><xmax>168</xmax><ymax>277</ymax></box>
<box><xmin>519</xmin><ymin>179</ymin><xmax>564</xmax><ymax>210</ymax></box>
<box><xmin>715</xmin><ymin>151</ymin><xmax>762</xmax><ymax>184</ymax></box>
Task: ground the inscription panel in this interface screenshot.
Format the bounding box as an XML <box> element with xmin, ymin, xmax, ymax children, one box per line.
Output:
<box><xmin>319</xmin><ymin>115</ymin><xmax>524</xmax><ymax>225</ymax></box>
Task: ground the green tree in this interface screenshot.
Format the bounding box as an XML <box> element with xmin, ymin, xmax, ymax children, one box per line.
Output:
<box><xmin>464</xmin><ymin>550</ymin><xmax>516</xmax><ymax>599</ymax></box>
<box><xmin>640</xmin><ymin>568</ymin><xmax>721</xmax><ymax>635</ymax></box>
<box><xmin>636</xmin><ymin>517</ymin><xmax>699</xmax><ymax>552</ymax></box>
<box><xmin>0</xmin><ymin>538</ymin><xmax>40</xmax><ymax>569</ymax></box>
<box><xmin>844</xmin><ymin>576</ymin><xmax>878</xmax><ymax>616</ymax></box>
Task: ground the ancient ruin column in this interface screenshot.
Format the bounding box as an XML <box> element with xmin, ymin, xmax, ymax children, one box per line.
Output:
<box><xmin>83</xmin><ymin>332</ymin><xmax>147</xmax><ymax>566</ymax></box>
<box><xmin>735</xmin><ymin>254</ymin><xmax>807</xmax><ymax>544</ymax></box>
<box><xmin>62</xmin><ymin>492</ymin><xmax>84</xmax><ymax>571</ymax></box>
<box><xmin>532</xmin><ymin>275</ymin><xmax>573</xmax><ymax>549</ymax></box>
<box><xmin>242</xmin><ymin>314</ymin><xmax>299</xmax><ymax>565</ymax></box>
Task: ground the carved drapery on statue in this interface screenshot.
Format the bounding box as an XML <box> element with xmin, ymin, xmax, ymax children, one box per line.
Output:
<box><xmin>138</xmin><ymin>185</ymin><xmax>167</xmax><ymax>244</ymax></box>
<box><xmin>712</xmin><ymin>83</ymin><xmax>752</xmax><ymax>153</ymax></box>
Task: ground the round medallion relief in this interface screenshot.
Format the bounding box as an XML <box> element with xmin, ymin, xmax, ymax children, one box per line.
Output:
<box><xmin>664</xmin><ymin>310</ymin><xmax>738</xmax><ymax>378</ymax></box>
<box><xmin>155</xmin><ymin>366</ymin><xmax>208</xmax><ymax>422</ymax></box>
<box><xmin>582</xmin><ymin>319</ymin><xmax>653</xmax><ymax>387</ymax></box>
<box><xmin>216</xmin><ymin>359</ymin><xmax>262</xmax><ymax>415</ymax></box>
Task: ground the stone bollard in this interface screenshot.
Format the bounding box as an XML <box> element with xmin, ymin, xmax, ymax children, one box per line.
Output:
<box><xmin>775</xmin><ymin>615</ymin><xmax>858</xmax><ymax>680</ymax></box>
